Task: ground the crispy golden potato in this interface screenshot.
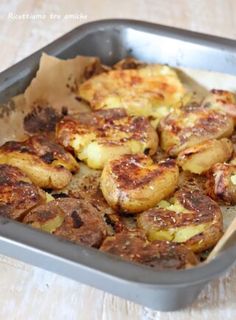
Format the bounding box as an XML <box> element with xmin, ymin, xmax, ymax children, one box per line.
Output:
<box><xmin>0</xmin><ymin>135</ymin><xmax>79</xmax><ymax>189</ymax></box>
<box><xmin>24</xmin><ymin>198</ymin><xmax>107</xmax><ymax>248</ymax></box>
<box><xmin>159</xmin><ymin>103</ymin><xmax>234</xmax><ymax>156</ymax></box>
<box><xmin>137</xmin><ymin>189</ymin><xmax>223</xmax><ymax>253</ymax></box>
<box><xmin>0</xmin><ymin>164</ymin><xmax>45</xmax><ymax>220</ymax></box>
<box><xmin>56</xmin><ymin>108</ymin><xmax>158</xmax><ymax>169</ymax></box>
<box><xmin>206</xmin><ymin>162</ymin><xmax>236</xmax><ymax>204</ymax></box>
<box><xmin>100</xmin><ymin>231</ymin><xmax>198</xmax><ymax>269</ymax></box>
<box><xmin>100</xmin><ymin>154</ymin><xmax>179</xmax><ymax>214</ymax></box>
<box><xmin>177</xmin><ymin>138</ymin><xmax>233</xmax><ymax>174</ymax></box>
<box><xmin>78</xmin><ymin>64</ymin><xmax>185</xmax><ymax>125</ymax></box>
<box><xmin>202</xmin><ymin>89</ymin><xmax>236</xmax><ymax>120</ymax></box>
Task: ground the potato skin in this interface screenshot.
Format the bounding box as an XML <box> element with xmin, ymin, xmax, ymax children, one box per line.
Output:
<box><xmin>0</xmin><ymin>164</ymin><xmax>45</xmax><ymax>220</ymax></box>
<box><xmin>177</xmin><ymin>138</ymin><xmax>233</xmax><ymax>174</ymax></box>
<box><xmin>206</xmin><ymin>162</ymin><xmax>236</xmax><ymax>204</ymax></box>
<box><xmin>0</xmin><ymin>135</ymin><xmax>79</xmax><ymax>189</ymax></box>
<box><xmin>24</xmin><ymin>198</ymin><xmax>107</xmax><ymax>248</ymax></box>
<box><xmin>100</xmin><ymin>154</ymin><xmax>179</xmax><ymax>214</ymax></box>
<box><xmin>56</xmin><ymin>108</ymin><xmax>158</xmax><ymax>170</ymax></box>
<box><xmin>137</xmin><ymin>189</ymin><xmax>223</xmax><ymax>253</ymax></box>
<box><xmin>159</xmin><ymin>104</ymin><xmax>234</xmax><ymax>156</ymax></box>
<box><xmin>100</xmin><ymin>231</ymin><xmax>198</xmax><ymax>269</ymax></box>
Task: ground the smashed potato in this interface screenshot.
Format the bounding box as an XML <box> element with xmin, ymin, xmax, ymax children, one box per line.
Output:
<box><xmin>177</xmin><ymin>138</ymin><xmax>233</xmax><ymax>174</ymax></box>
<box><xmin>56</xmin><ymin>108</ymin><xmax>158</xmax><ymax>169</ymax></box>
<box><xmin>100</xmin><ymin>231</ymin><xmax>198</xmax><ymax>269</ymax></box>
<box><xmin>79</xmin><ymin>64</ymin><xmax>185</xmax><ymax>125</ymax></box>
<box><xmin>137</xmin><ymin>189</ymin><xmax>223</xmax><ymax>253</ymax></box>
<box><xmin>24</xmin><ymin>198</ymin><xmax>107</xmax><ymax>248</ymax></box>
<box><xmin>0</xmin><ymin>135</ymin><xmax>79</xmax><ymax>189</ymax></box>
<box><xmin>100</xmin><ymin>154</ymin><xmax>179</xmax><ymax>213</ymax></box>
<box><xmin>159</xmin><ymin>104</ymin><xmax>234</xmax><ymax>156</ymax></box>
<box><xmin>0</xmin><ymin>164</ymin><xmax>45</xmax><ymax>220</ymax></box>
<box><xmin>202</xmin><ymin>89</ymin><xmax>236</xmax><ymax>120</ymax></box>
<box><xmin>206</xmin><ymin>162</ymin><xmax>236</xmax><ymax>204</ymax></box>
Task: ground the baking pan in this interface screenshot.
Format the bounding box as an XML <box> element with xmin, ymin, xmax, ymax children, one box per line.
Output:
<box><xmin>0</xmin><ymin>19</ymin><xmax>236</xmax><ymax>311</ymax></box>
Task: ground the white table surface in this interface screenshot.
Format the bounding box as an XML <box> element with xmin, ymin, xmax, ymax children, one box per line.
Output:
<box><xmin>0</xmin><ymin>0</ymin><xmax>236</xmax><ymax>319</ymax></box>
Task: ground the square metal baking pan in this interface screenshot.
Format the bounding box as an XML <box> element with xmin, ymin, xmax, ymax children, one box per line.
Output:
<box><xmin>0</xmin><ymin>19</ymin><xmax>236</xmax><ymax>311</ymax></box>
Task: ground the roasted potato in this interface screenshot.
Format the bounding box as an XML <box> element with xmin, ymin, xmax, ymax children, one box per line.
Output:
<box><xmin>137</xmin><ymin>188</ymin><xmax>223</xmax><ymax>252</ymax></box>
<box><xmin>100</xmin><ymin>154</ymin><xmax>179</xmax><ymax>214</ymax></box>
<box><xmin>177</xmin><ymin>138</ymin><xmax>233</xmax><ymax>174</ymax></box>
<box><xmin>100</xmin><ymin>231</ymin><xmax>198</xmax><ymax>269</ymax></box>
<box><xmin>56</xmin><ymin>108</ymin><xmax>158</xmax><ymax>169</ymax></box>
<box><xmin>178</xmin><ymin>170</ymin><xmax>207</xmax><ymax>193</ymax></box>
<box><xmin>78</xmin><ymin>64</ymin><xmax>185</xmax><ymax>125</ymax></box>
<box><xmin>159</xmin><ymin>103</ymin><xmax>234</xmax><ymax>156</ymax></box>
<box><xmin>206</xmin><ymin>162</ymin><xmax>236</xmax><ymax>204</ymax></box>
<box><xmin>202</xmin><ymin>89</ymin><xmax>236</xmax><ymax>120</ymax></box>
<box><xmin>0</xmin><ymin>135</ymin><xmax>79</xmax><ymax>189</ymax></box>
<box><xmin>0</xmin><ymin>164</ymin><xmax>45</xmax><ymax>220</ymax></box>
<box><xmin>67</xmin><ymin>167</ymin><xmax>124</xmax><ymax>234</ymax></box>
<box><xmin>24</xmin><ymin>198</ymin><xmax>107</xmax><ymax>248</ymax></box>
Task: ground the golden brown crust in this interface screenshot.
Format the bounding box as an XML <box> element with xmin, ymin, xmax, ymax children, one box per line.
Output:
<box><xmin>159</xmin><ymin>104</ymin><xmax>234</xmax><ymax>156</ymax></box>
<box><xmin>78</xmin><ymin>64</ymin><xmax>185</xmax><ymax>124</ymax></box>
<box><xmin>56</xmin><ymin>108</ymin><xmax>158</xmax><ymax>169</ymax></box>
<box><xmin>0</xmin><ymin>164</ymin><xmax>45</xmax><ymax>220</ymax></box>
<box><xmin>100</xmin><ymin>231</ymin><xmax>198</xmax><ymax>269</ymax></box>
<box><xmin>177</xmin><ymin>138</ymin><xmax>233</xmax><ymax>174</ymax></box>
<box><xmin>100</xmin><ymin>154</ymin><xmax>179</xmax><ymax>213</ymax></box>
<box><xmin>202</xmin><ymin>89</ymin><xmax>236</xmax><ymax>119</ymax></box>
<box><xmin>24</xmin><ymin>198</ymin><xmax>107</xmax><ymax>248</ymax></box>
<box><xmin>137</xmin><ymin>189</ymin><xmax>223</xmax><ymax>253</ymax></box>
<box><xmin>0</xmin><ymin>135</ymin><xmax>79</xmax><ymax>189</ymax></box>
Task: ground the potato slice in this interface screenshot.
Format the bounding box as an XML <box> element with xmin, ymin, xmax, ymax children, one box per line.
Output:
<box><xmin>100</xmin><ymin>231</ymin><xmax>198</xmax><ymax>269</ymax></box>
<box><xmin>159</xmin><ymin>104</ymin><xmax>234</xmax><ymax>156</ymax></box>
<box><xmin>206</xmin><ymin>162</ymin><xmax>236</xmax><ymax>204</ymax></box>
<box><xmin>137</xmin><ymin>189</ymin><xmax>223</xmax><ymax>253</ymax></box>
<box><xmin>56</xmin><ymin>109</ymin><xmax>158</xmax><ymax>170</ymax></box>
<box><xmin>177</xmin><ymin>138</ymin><xmax>233</xmax><ymax>174</ymax></box>
<box><xmin>100</xmin><ymin>154</ymin><xmax>179</xmax><ymax>214</ymax></box>
<box><xmin>0</xmin><ymin>135</ymin><xmax>79</xmax><ymax>189</ymax></box>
